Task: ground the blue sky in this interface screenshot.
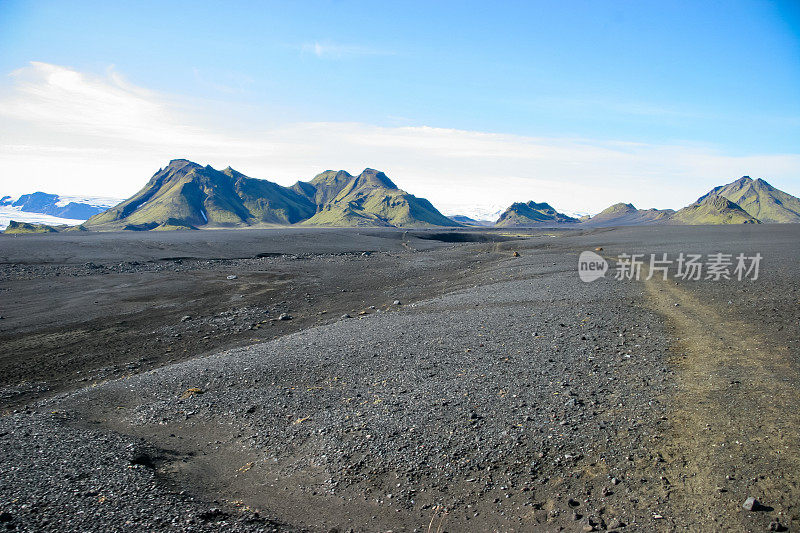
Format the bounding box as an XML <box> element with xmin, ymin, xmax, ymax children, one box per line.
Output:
<box><xmin>1</xmin><ymin>0</ymin><xmax>798</xmax><ymax>215</ymax></box>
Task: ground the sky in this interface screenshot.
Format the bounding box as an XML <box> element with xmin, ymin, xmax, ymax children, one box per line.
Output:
<box><xmin>0</xmin><ymin>0</ymin><xmax>798</xmax><ymax>217</ymax></box>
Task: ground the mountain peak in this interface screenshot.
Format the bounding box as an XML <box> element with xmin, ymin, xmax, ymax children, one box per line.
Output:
<box><xmin>357</xmin><ymin>168</ymin><xmax>397</xmax><ymax>189</ymax></box>
<box><xmin>496</xmin><ymin>200</ymin><xmax>577</xmax><ymax>226</ymax></box>
<box><xmin>695</xmin><ymin>175</ymin><xmax>800</xmax><ymax>223</ymax></box>
<box><xmin>672</xmin><ymin>193</ymin><xmax>760</xmax><ymax>225</ymax></box>
<box><xmin>167</xmin><ymin>158</ymin><xmax>200</xmax><ymax>168</ymax></box>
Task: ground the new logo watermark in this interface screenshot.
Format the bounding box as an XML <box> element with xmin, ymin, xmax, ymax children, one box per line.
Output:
<box><xmin>578</xmin><ymin>251</ymin><xmax>608</xmax><ymax>282</ymax></box>
<box><xmin>578</xmin><ymin>251</ymin><xmax>762</xmax><ymax>282</ymax></box>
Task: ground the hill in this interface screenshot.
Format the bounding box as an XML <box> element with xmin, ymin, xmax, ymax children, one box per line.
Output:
<box><xmin>3</xmin><ymin>220</ymin><xmax>59</xmax><ymax>234</ymax></box>
<box><xmin>697</xmin><ymin>176</ymin><xmax>800</xmax><ymax>223</ymax></box>
<box><xmin>447</xmin><ymin>215</ymin><xmax>494</xmax><ymax>226</ymax></box>
<box><xmin>495</xmin><ymin>201</ymin><xmax>578</xmax><ymax>227</ymax></box>
<box><xmin>670</xmin><ymin>195</ymin><xmax>760</xmax><ymax>225</ymax></box>
<box><xmin>582</xmin><ymin>203</ymin><xmax>674</xmax><ymax>227</ymax></box>
<box><xmin>301</xmin><ymin>168</ymin><xmax>459</xmax><ymax>227</ymax></box>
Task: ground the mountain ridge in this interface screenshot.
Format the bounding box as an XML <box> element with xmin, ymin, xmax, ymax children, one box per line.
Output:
<box><xmin>85</xmin><ymin>160</ymin><xmax>459</xmax><ymax>230</ymax></box>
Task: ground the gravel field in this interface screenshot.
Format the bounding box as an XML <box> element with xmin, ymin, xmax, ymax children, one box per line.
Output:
<box><xmin>1</xmin><ymin>225</ymin><xmax>798</xmax><ymax>532</ymax></box>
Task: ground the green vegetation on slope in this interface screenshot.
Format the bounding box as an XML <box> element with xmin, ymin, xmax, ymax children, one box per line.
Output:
<box><xmin>302</xmin><ymin>169</ymin><xmax>459</xmax><ymax>228</ymax></box>
<box><xmin>670</xmin><ymin>195</ymin><xmax>760</xmax><ymax>225</ymax></box>
<box><xmin>3</xmin><ymin>221</ymin><xmax>59</xmax><ymax>234</ymax></box>
<box><xmin>85</xmin><ymin>161</ymin><xmax>459</xmax><ymax>230</ymax></box>
<box><xmin>697</xmin><ymin>176</ymin><xmax>800</xmax><ymax>223</ymax></box>
<box><xmin>495</xmin><ymin>201</ymin><xmax>577</xmax><ymax>226</ymax></box>
<box><xmin>86</xmin><ymin>160</ymin><xmax>317</xmax><ymax>230</ymax></box>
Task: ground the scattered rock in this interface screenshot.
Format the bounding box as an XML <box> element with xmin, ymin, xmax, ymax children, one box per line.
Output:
<box><xmin>226</xmin><ymin>275</ymin><xmax>238</xmax><ymax>280</ymax></box>
<box><xmin>180</xmin><ymin>315</ymin><xmax>192</xmax><ymax>322</ymax></box>
<box><xmin>567</xmin><ymin>498</ymin><xmax>580</xmax><ymax>508</ymax></box>
<box><xmin>341</xmin><ymin>314</ymin><xmax>352</xmax><ymax>319</ymax></box>
<box><xmin>769</xmin><ymin>519</ymin><xmax>787</xmax><ymax>531</ymax></box>
<box><xmin>512</xmin><ymin>251</ymin><xmax>520</xmax><ymax>257</ymax></box>
<box><xmin>607</xmin><ymin>518</ymin><xmax>625</xmax><ymax>529</ymax></box>
<box><xmin>197</xmin><ymin>508</ymin><xmax>228</xmax><ymax>522</ymax></box>
<box><xmin>393</xmin><ymin>300</ymin><xmax>401</xmax><ymax>305</ymax></box>
<box><xmin>278</xmin><ymin>313</ymin><xmax>292</xmax><ymax>321</ymax></box>
<box><xmin>180</xmin><ymin>387</ymin><xmax>204</xmax><ymax>399</ymax></box>
<box><xmin>742</xmin><ymin>496</ymin><xmax>761</xmax><ymax>511</ymax></box>
<box><xmin>595</xmin><ymin>247</ymin><xmax>603</xmax><ymax>251</ymax></box>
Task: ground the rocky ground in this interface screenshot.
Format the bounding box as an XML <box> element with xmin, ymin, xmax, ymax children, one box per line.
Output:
<box><xmin>0</xmin><ymin>225</ymin><xmax>798</xmax><ymax>532</ymax></box>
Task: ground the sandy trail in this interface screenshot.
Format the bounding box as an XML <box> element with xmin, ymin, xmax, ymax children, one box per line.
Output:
<box><xmin>645</xmin><ymin>277</ymin><xmax>800</xmax><ymax>531</ymax></box>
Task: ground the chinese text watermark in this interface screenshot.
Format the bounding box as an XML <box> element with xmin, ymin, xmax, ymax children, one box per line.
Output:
<box><xmin>578</xmin><ymin>251</ymin><xmax>762</xmax><ymax>282</ymax></box>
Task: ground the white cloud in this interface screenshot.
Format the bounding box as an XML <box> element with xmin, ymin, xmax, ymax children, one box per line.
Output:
<box><xmin>299</xmin><ymin>41</ymin><xmax>390</xmax><ymax>59</ymax></box>
<box><xmin>1</xmin><ymin>62</ymin><xmax>799</xmax><ymax>218</ymax></box>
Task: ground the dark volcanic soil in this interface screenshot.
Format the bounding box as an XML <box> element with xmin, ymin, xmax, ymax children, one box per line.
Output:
<box><xmin>0</xmin><ymin>228</ymin><xmax>520</xmax><ymax>408</ymax></box>
<box><xmin>0</xmin><ymin>225</ymin><xmax>798</xmax><ymax>532</ymax></box>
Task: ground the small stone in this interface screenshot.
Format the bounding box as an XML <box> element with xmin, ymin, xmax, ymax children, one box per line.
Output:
<box><xmin>595</xmin><ymin>247</ymin><xmax>603</xmax><ymax>251</ymax></box>
<box><xmin>769</xmin><ymin>519</ymin><xmax>787</xmax><ymax>531</ymax></box>
<box><xmin>226</xmin><ymin>275</ymin><xmax>238</xmax><ymax>280</ymax></box>
<box><xmin>341</xmin><ymin>314</ymin><xmax>352</xmax><ymax>319</ymax></box>
<box><xmin>512</xmin><ymin>251</ymin><xmax>520</xmax><ymax>257</ymax></box>
<box><xmin>742</xmin><ymin>496</ymin><xmax>760</xmax><ymax>511</ymax></box>
<box><xmin>611</xmin><ymin>477</ymin><xmax>620</xmax><ymax>485</ymax></box>
<box><xmin>278</xmin><ymin>313</ymin><xmax>292</xmax><ymax>321</ymax></box>
<box><xmin>393</xmin><ymin>300</ymin><xmax>401</xmax><ymax>305</ymax></box>
<box><xmin>181</xmin><ymin>315</ymin><xmax>192</xmax><ymax>322</ymax></box>
<box><xmin>0</xmin><ymin>512</ymin><xmax>12</xmax><ymax>522</ymax></box>
<box><xmin>567</xmin><ymin>498</ymin><xmax>580</xmax><ymax>508</ymax></box>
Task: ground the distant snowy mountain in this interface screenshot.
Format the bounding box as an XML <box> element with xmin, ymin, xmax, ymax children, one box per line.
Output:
<box><xmin>0</xmin><ymin>192</ymin><xmax>120</xmax><ymax>230</ymax></box>
<box><xmin>442</xmin><ymin>204</ymin><xmax>505</xmax><ymax>224</ymax></box>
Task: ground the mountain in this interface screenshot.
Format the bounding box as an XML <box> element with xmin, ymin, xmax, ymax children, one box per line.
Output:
<box><xmin>495</xmin><ymin>201</ymin><xmax>578</xmax><ymax>227</ymax></box>
<box><xmin>0</xmin><ymin>193</ymin><xmax>119</xmax><ymax>230</ymax></box>
<box><xmin>697</xmin><ymin>176</ymin><xmax>800</xmax><ymax>223</ymax></box>
<box><xmin>1</xmin><ymin>192</ymin><xmax>116</xmax><ymax>219</ymax></box>
<box><xmin>300</xmin><ymin>168</ymin><xmax>459</xmax><ymax>227</ymax></box>
<box><xmin>581</xmin><ymin>203</ymin><xmax>674</xmax><ymax>227</ymax></box>
<box><xmin>447</xmin><ymin>215</ymin><xmax>494</xmax><ymax>226</ymax></box>
<box><xmin>86</xmin><ymin>160</ymin><xmax>459</xmax><ymax>230</ymax></box>
<box><xmin>670</xmin><ymin>195</ymin><xmax>760</xmax><ymax>225</ymax></box>
<box><xmin>86</xmin><ymin>160</ymin><xmax>316</xmax><ymax>230</ymax></box>
<box><xmin>3</xmin><ymin>220</ymin><xmax>59</xmax><ymax>234</ymax></box>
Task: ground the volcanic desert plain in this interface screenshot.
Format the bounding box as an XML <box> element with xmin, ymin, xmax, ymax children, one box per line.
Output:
<box><xmin>1</xmin><ymin>224</ymin><xmax>798</xmax><ymax>532</ymax></box>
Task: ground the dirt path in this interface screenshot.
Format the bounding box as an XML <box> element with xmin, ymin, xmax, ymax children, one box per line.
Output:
<box><xmin>645</xmin><ymin>278</ymin><xmax>800</xmax><ymax>531</ymax></box>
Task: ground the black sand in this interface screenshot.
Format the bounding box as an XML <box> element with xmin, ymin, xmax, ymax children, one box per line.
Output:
<box><xmin>1</xmin><ymin>225</ymin><xmax>798</xmax><ymax>532</ymax></box>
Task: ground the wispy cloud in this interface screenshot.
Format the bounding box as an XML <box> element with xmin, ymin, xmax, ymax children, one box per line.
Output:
<box><xmin>1</xmin><ymin>62</ymin><xmax>799</xmax><ymax>217</ymax></box>
<box><xmin>299</xmin><ymin>41</ymin><xmax>391</xmax><ymax>59</ymax></box>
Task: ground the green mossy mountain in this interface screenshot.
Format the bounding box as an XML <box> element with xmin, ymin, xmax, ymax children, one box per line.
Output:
<box><xmin>301</xmin><ymin>168</ymin><xmax>459</xmax><ymax>227</ymax></box>
<box><xmin>697</xmin><ymin>176</ymin><xmax>800</xmax><ymax>223</ymax></box>
<box><xmin>85</xmin><ymin>160</ymin><xmax>458</xmax><ymax>230</ymax></box>
<box><xmin>670</xmin><ymin>195</ymin><xmax>760</xmax><ymax>225</ymax></box>
<box><xmin>86</xmin><ymin>160</ymin><xmax>316</xmax><ymax>230</ymax></box>
<box><xmin>495</xmin><ymin>201</ymin><xmax>578</xmax><ymax>227</ymax></box>
<box><xmin>3</xmin><ymin>220</ymin><xmax>59</xmax><ymax>234</ymax></box>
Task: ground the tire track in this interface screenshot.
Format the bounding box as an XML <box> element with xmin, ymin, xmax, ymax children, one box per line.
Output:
<box><xmin>645</xmin><ymin>278</ymin><xmax>800</xmax><ymax>531</ymax></box>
